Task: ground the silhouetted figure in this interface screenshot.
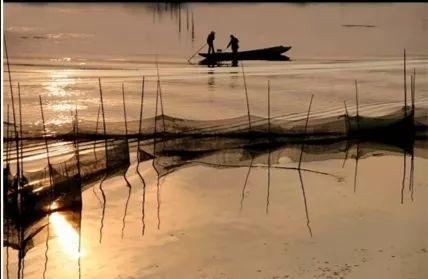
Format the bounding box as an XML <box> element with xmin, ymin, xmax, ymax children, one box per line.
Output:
<box><xmin>207</xmin><ymin>31</ymin><xmax>216</xmax><ymax>55</ymax></box>
<box><xmin>226</xmin><ymin>34</ymin><xmax>240</xmax><ymax>66</ymax></box>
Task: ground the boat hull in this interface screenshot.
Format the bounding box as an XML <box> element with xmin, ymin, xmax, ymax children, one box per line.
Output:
<box><xmin>199</xmin><ymin>45</ymin><xmax>291</xmax><ymax>64</ymax></box>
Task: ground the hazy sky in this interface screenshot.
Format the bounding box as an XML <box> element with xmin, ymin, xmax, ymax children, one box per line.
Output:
<box><xmin>4</xmin><ymin>3</ymin><xmax>428</xmax><ymax>59</ymax></box>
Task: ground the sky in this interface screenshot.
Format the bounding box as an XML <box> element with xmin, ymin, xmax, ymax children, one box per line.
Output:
<box><xmin>4</xmin><ymin>3</ymin><xmax>428</xmax><ymax>60</ymax></box>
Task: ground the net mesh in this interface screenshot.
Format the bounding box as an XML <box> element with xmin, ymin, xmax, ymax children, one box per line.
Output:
<box><xmin>4</xmin><ymin>106</ymin><xmax>427</xmax><ymax>141</ymax></box>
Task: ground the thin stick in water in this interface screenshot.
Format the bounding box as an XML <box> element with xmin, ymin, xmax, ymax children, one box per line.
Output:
<box><xmin>412</xmin><ymin>68</ymin><xmax>416</xmax><ymax>113</ymax></box>
<box><xmin>39</xmin><ymin>95</ymin><xmax>53</xmax><ymax>279</ymax></box>
<box><xmin>401</xmin><ymin>151</ymin><xmax>407</xmax><ymax>204</ymax></box>
<box><xmin>404</xmin><ymin>49</ymin><xmax>407</xmax><ymax>111</ymax></box>
<box><xmin>186</xmin><ymin>7</ymin><xmax>189</xmax><ymax>31</ymax></box>
<box><xmin>4</xmin><ymin>35</ymin><xmax>21</xmax><ymax>181</ymax></box>
<box><xmin>155</xmin><ymin>57</ymin><xmax>166</xmax><ymax>132</ymax></box>
<box><xmin>18</xmin><ymin>83</ymin><xmax>25</xmax><ymax>179</ymax></box>
<box><xmin>355</xmin><ymin>80</ymin><xmax>360</xmax><ymax>132</ymax></box>
<box><xmin>241</xmin><ymin>62</ymin><xmax>252</xmax><ymax>132</ymax></box>
<box><xmin>191</xmin><ymin>12</ymin><xmax>195</xmax><ymax>41</ymax></box>
<box><xmin>298</xmin><ymin>95</ymin><xmax>314</xmax><ymax>170</ymax></box>
<box><xmin>98</xmin><ymin>78</ymin><xmax>108</xmax><ymax>244</ymax></box>
<box><xmin>6</xmin><ymin>104</ymin><xmax>10</xmax><ymax>166</ymax></box>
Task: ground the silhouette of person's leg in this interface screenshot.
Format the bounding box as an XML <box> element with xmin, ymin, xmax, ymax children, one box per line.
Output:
<box><xmin>208</xmin><ymin>44</ymin><xmax>214</xmax><ymax>54</ymax></box>
<box><xmin>232</xmin><ymin>48</ymin><xmax>238</xmax><ymax>67</ymax></box>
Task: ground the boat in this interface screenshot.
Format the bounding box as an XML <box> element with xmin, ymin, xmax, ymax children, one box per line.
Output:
<box><xmin>199</xmin><ymin>45</ymin><xmax>291</xmax><ymax>65</ymax></box>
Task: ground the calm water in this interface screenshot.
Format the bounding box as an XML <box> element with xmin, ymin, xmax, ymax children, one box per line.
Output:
<box><xmin>3</xmin><ymin>3</ymin><xmax>428</xmax><ymax>279</ymax></box>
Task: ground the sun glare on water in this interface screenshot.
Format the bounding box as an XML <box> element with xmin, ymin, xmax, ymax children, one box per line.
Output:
<box><xmin>45</xmin><ymin>69</ymin><xmax>76</xmax><ymax>98</ymax></box>
<box><xmin>50</xmin><ymin>212</ymin><xmax>85</xmax><ymax>260</ymax></box>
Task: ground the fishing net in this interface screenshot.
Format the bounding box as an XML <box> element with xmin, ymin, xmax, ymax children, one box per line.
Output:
<box><xmin>5</xmin><ymin>106</ymin><xmax>427</xmax><ymax>141</ymax></box>
<box><xmin>3</xmin><ymin>145</ymin><xmax>82</xmax><ymax>254</ymax></box>
<box><xmin>77</xmin><ymin>138</ymin><xmax>130</xmax><ymax>183</ymax></box>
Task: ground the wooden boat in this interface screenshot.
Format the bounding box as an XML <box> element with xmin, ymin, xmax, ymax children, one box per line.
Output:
<box><xmin>199</xmin><ymin>45</ymin><xmax>291</xmax><ymax>64</ymax></box>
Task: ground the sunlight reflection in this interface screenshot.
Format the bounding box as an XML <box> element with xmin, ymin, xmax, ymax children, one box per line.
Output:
<box><xmin>45</xmin><ymin>69</ymin><xmax>76</xmax><ymax>97</ymax></box>
<box><xmin>51</xmin><ymin>212</ymin><xmax>85</xmax><ymax>259</ymax></box>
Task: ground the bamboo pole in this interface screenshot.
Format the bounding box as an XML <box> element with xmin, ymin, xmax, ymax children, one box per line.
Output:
<box><xmin>76</xmin><ymin>108</ymin><xmax>82</xmax><ymax>279</ymax></box>
<box><xmin>186</xmin><ymin>7</ymin><xmax>189</xmax><ymax>31</ymax></box>
<box><xmin>18</xmin><ymin>83</ymin><xmax>24</xmax><ymax>178</ymax></box>
<box><xmin>74</xmin><ymin>107</ymin><xmax>81</xmax><ymax>177</ymax></box>
<box><xmin>298</xmin><ymin>169</ymin><xmax>313</xmax><ymax>237</ymax></box>
<box><xmin>98</xmin><ymin>78</ymin><xmax>108</xmax><ymax>166</ymax></box>
<box><xmin>265</xmin><ymin>80</ymin><xmax>272</xmax><ymax>214</ymax></box>
<box><xmin>410</xmin><ymin>74</ymin><xmax>414</xmax><ymax>114</ymax></box>
<box><xmin>298</xmin><ymin>95</ymin><xmax>314</xmax><ymax>170</ymax></box>
<box><xmin>412</xmin><ymin>68</ymin><xmax>416</xmax><ymax>113</ymax></box>
<box><xmin>354</xmin><ymin>144</ymin><xmax>359</xmax><ymax>193</ymax></box>
<box><xmin>267</xmin><ymin>80</ymin><xmax>271</xmax><ymax>135</ymax></box>
<box><xmin>121</xmin><ymin>83</ymin><xmax>129</xmax><ymax>138</ymax></box>
<box><xmin>344</xmin><ymin>100</ymin><xmax>351</xmax><ymax>133</ymax></box>
<box><xmin>401</xmin><ymin>151</ymin><xmax>406</xmax><ymax>204</ymax></box>
<box><xmin>404</xmin><ymin>49</ymin><xmax>407</xmax><ymax>112</ymax></box>
<box><xmin>93</xmin><ymin>105</ymin><xmax>100</xmax><ymax>160</ymax></box>
<box><xmin>4</xmin><ymin>35</ymin><xmax>21</xmax><ymax>180</ymax></box>
<box><xmin>137</xmin><ymin>77</ymin><xmax>145</xmax><ymax>158</ymax></box>
<box><xmin>155</xmin><ymin>59</ymin><xmax>166</xmax><ymax>132</ymax></box>
<box><xmin>187</xmin><ymin>43</ymin><xmax>207</xmax><ymax>63</ymax></box>
<box><xmin>178</xmin><ymin>4</ymin><xmax>181</xmax><ymax>34</ymax></box>
<box><xmin>191</xmin><ymin>12</ymin><xmax>195</xmax><ymax>41</ymax></box>
<box><xmin>344</xmin><ymin>101</ymin><xmax>349</xmax><ymax>118</ymax></box>
<box><xmin>98</xmin><ymin>78</ymin><xmax>108</xmax><ymax>244</ymax></box>
<box><xmin>38</xmin><ymin>96</ymin><xmax>52</xmax><ymax>170</ymax></box>
<box><xmin>355</xmin><ymin>80</ymin><xmax>360</xmax><ymax>132</ymax></box>
<box><xmin>121</xmin><ymin>85</ymin><xmax>132</xmax><ymax>241</ymax></box>
<box><xmin>154</xmin><ymin>77</ymin><xmax>160</xmax><ymax>141</ymax></box>
<box><xmin>137</xmin><ymin>77</ymin><xmax>147</xmax><ymax>236</ymax></box>
<box><xmin>241</xmin><ymin>62</ymin><xmax>252</xmax><ymax>132</ymax></box>
<box><xmin>6</xmin><ymin>105</ymin><xmax>10</xmax><ymax>165</ymax></box>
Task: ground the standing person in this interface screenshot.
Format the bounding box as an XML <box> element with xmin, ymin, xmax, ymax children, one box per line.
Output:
<box><xmin>226</xmin><ymin>34</ymin><xmax>239</xmax><ymax>54</ymax></box>
<box><xmin>207</xmin><ymin>31</ymin><xmax>216</xmax><ymax>55</ymax></box>
<box><xmin>226</xmin><ymin>34</ymin><xmax>240</xmax><ymax>66</ymax></box>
